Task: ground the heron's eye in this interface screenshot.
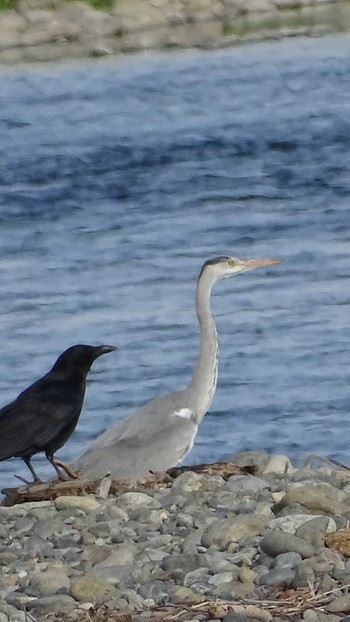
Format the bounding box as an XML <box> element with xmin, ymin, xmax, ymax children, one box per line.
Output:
<box><xmin>228</xmin><ymin>258</ymin><xmax>239</xmax><ymax>267</ymax></box>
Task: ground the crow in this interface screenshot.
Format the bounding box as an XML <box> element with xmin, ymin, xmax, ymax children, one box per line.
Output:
<box><xmin>0</xmin><ymin>344</ymin><xmax>116</xmax><ymax>484</ymax></box>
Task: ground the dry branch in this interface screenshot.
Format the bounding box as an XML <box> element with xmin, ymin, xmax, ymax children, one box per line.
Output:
<box><xmin>62</xmin><ymin>583</ymin><xmax>350</xmax><ymax>622</ymax></box>
<box><xmin>1</xmin><ymin>460</ymin><xmax>254</xmax><ymax>507</ymax></box>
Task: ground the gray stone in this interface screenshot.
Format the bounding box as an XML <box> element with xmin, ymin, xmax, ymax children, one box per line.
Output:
<box><xmin>224</xmin><ymin>475</ymin><xmax>267</xmax><ymax>494</ymax></box>
<box><xmin>202</xmin><ymin>515</ymin><xmax>269</xmax><ymax>549</ymax></box>
<box><xmin>90</xmin><ymin>565</ymin><xmax>134</xmax><ymax>584</ymax></box>
<box><xmin>81</xmin><ymin>544</ymin><xmax>111</xmax><ymax>566</ymax></box>
<box><xmin>0</xmin><ymin>552</ymin><xmax>18</xmax><ymax>566</ymax></box>
<box><xmin>54</xmin><ymin>496</ymin><xmax>100</xmax><ymax>512</ymax></box>
<box><xmin>292</xmin><ymin>561</ymin><xmax>315</xmax><ymax>588</ymax></box>
<box><xmin>207</xmin><ymin>571</ymin><xmax>233</xmax><ymax>586</ymax></box>
<box><xmin>262</xmin><ymin>454</ymin><xmax>295</xmax><ymax>474</ymax></box>
<box><xmin>70</xmin><ymin>576</ymin><xmax>118</xmax><ymax>602</ymax></box>
<box><xmin>0</xmin><ymin>11</ymin><xmax>26</xmax><ymax>50</ymax></box>
<box><xmin>162</xmin><ymin>553</ymin><xmax>207</xmax><ymax>574</ymax></box>
<box><xmin>222</xmin><ymin>614</ymin><xmax>262</xmax><ymax>622</ymax></box>
<box><xmin>176</xmin><ymin>513</ymin><xmax>194</xmax><ymax>528</ymax></box>
<box><xmin>24</xmin><ymin>535</ymin><xmax>54</xmax><ymax>558</ymax></box>
<box><xmin>230</xmin><ymin>450</ymin><xmax>270</xmax><ymax>473</ymax></box>
<box><xmin>128</xmin><ymin>507</ymin><xmax>169</xmax><ymax>527</ymax></box>
<box><xmin>6</xmin><ymin>592</ymin><xmax>36</xmax><ymax>609</ymax></box>
<box><xmin>58</xmin><ymin>1</ymin><xmax>119</xmax><ymax>37</ymax></box>
<box><xmin>260</xmin><ymin>531</ymin><xmax>315</xmax><ymax>558</ymax></box>
<box><xmin>26</xmin><ymin>595</ymin><xmax>76</xmax><ymax>616</ymax></box>
<box><xmin>0</xmin><ymin>507</ymin><xmax>27</xmax><ymax>520</ymax></box>
<box><xmin>259</xmin><ymin>566</ymin><xmax>296</xmax><ymax>587</ymax></box>
<box><xmin>97</xmin><ymin>504</ymin><xmax>129</xmax><ymax>523</ymax></box>
<box><xmin>171</xmin><ymin>471</ymin><xmax>211</xmax><ymax>492</ymax></box>
<box><xmin>93</xmin><ymin>547</ymin><xmax>134</xmax><ymax>568</ymax></box>
<box><xmin>32</xmin><ymin>517</ymin><xmax>65</xmax><ymax>538</ymax></box>
<box><xmin>274</xmin><ymin>483</ymin><xmax>349</xmax><ymax>515</ymax></box>
<box><xmin>111</xmin><ymin>0</ymin><xmax>167</xmax><ymax>31</ymax></box>
<box><xmin>327</xmin><ymin>593</ymin><xmax>350</xmax><ymax>613</ymax></box>
<box><xmin>269</xmin><ymin>513</ymin><xmax>336</xmax><ymax>534</ymax></box>
<box><xmin>184</xmin><ymin>567</ymin><xmax>210</xmax><ymax>587</ymax></box>
<box><xmin>138</xmin><ymin>581</ymin><xmax>173</xmax><ymax>603</ymax></box>
<box><xmin>295</xmin><ymin>515</ymin><xmax>335</xmax><ymax>552</ymax></box>
<box><xmin>274</xmin><ymin>552</ymin><xmax>303</xmax><ymax>568</ymax></box>
<box><xmin>30</xmin><ymin>568</ymin><xmax>70</xmax><ymax>595</ymax></box>
<box><xmin>88</xmin><ymin>523</ymin><xmax>111</xmax><ymax>538</ymax></box>
<box><xmin>0</xmin><ymin>604</ymin><xmax>26</xmax><ymax>622</ymax></box>
<box><xmin>13</xmin><ymin>517</ymin><xmax>35</xmax><ymax>536</ymax></box>
<box><xmin>238</xmin><ymin>566</ymin><xmax>257</xmax><ymax>584</ymax></box>
<box><xmin>116</xmin><ymin>492</ymin><xmax>161</xmax><ymax>510</ymax></box>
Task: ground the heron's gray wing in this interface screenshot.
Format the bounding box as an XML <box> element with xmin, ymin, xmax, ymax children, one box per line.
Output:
<box><xmin>73</xmin><ymin>393</ymin><xmax>197</xmax><ymax>479</ymax></box>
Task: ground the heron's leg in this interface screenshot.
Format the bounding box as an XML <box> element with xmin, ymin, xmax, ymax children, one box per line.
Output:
<box><xmin>22</xmin><ymin>457</ymin><xmax>42</xmax><ymax>484</ymax></box>
<box><xmin>45</xmin><ymin>453</ymin><xmax>66</xmax><ymax>480</ymax></box>
<box><xmin>53</xmin><ymin>459</ymin><xmax>80</xmax><ymax>480</ymax></box>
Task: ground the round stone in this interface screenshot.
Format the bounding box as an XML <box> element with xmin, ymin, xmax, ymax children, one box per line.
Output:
<box><xmin>54</xmin><ymin>496</ymin><xmax>100</xmax><ymax>512</ymax></box>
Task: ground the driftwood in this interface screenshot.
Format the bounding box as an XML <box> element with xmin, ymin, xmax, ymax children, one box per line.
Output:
<box><xmin>1</xmin><ymin>460</ymin><xmax>257</xmax><ymax>507</ymax></box>
<box><xmin>60</xmin><ymin>583</ymin><xmax>350</xmax><ymax>622</ymax></box>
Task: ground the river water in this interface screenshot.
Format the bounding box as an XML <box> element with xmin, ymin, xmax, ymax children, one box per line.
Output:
<box><xmin>1</xmin><ymin>34</ymin><xmax>350</xmax><ymax>488</ymax></box>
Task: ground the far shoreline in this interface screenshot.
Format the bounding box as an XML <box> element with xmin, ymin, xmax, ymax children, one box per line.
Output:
<box><xmin>0</xmin><ymin>0</ymin><xmax>350</xmax><ymax>67</ymax></box>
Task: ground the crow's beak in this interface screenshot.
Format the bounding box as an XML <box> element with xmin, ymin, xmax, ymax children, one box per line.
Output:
<box><xmin>96</xmin><ymin>345</ymin><xmax>117</xmax><ymax>356</ymax></box>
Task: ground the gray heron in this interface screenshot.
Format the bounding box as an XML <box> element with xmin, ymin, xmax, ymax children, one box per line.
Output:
<box><xmin>72</xmin><ymin>256</ymin><xmax>280</xmax><ymax>480</ymax></box>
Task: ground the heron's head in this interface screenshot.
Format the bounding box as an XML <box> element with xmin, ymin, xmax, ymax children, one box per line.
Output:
<box><xmin>199</xmin><ymin>255</ymin><xmax>281</xmax><ymax>282</ymax></box>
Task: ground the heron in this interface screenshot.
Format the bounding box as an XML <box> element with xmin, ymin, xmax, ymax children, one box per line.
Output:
<box><xmin>72</xmin><ymin>256</ymin><xmax>280</xmax><ymax>480</ymax></box>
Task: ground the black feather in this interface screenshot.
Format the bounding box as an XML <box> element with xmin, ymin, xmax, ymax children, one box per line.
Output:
<box><xmin>0</xmin><ymin>344</ymin><xmax>116</xmax><ymax>483</ymax></box>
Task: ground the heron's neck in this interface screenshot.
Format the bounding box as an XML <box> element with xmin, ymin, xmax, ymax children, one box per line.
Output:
<box><xmin>188</xmin><ymin>273</ymin><xmax>219</xmax><ymax>421</ymax></box>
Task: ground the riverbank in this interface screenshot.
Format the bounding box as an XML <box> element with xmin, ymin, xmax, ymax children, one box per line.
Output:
<box><xmin>2</xmin><ymin>452</ymin><xmax>350</xmax><ymax>621</ymax></box>
<box><xmin>1</xmin><ymin>0</ymin><xmax>350</xmax><ymax>65</ymax></box>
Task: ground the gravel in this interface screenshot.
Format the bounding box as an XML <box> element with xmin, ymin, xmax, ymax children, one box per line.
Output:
<box><xmin>1</xmin><ymin>451</ymin><xmax>350</xmax><ymax>622</ymax></box>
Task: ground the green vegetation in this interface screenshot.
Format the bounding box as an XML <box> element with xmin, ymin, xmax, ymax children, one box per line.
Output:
<box><xmin>222</xmin><ymin>20</ymin><xmax>251</xmax><ymax>37</ymax></box>
<box><xmin>80</xmin><ymin>0</ymin><xmax>115</xmax><ymax>10</ymax></box>
<box><xmin>0</xmin><ymin>0</ymin><xmax>18</xmax><ymax>9</ymax></box>
<box><xmin>0</xmin><ymin>0</ymin><xmax>115</xmax><ymax>9</ymax></box>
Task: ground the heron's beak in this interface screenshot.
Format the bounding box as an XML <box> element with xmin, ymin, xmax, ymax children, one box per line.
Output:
<box><xmin>240</xmin><ymin>258</ymin><xmax>281</xmax><ymax>272</ymax></box>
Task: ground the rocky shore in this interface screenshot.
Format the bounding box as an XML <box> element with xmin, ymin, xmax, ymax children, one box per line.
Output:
<box><xmin>2</xmin><ymin>452</ymin><xmax>350</xmax><ymax>621</ymax></box>
<box><xmin>1</xmin><ymin>0</ymin><xmax>350</xmax><ymax>65</ymax></box>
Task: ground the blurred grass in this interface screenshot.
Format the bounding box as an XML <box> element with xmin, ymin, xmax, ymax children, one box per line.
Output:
<box><xmin>0</xmin><ymin>0</ymin><xmax>18</xmax><ymax>9</ymax></box>
<box><xmin>0</xmin><ymin>0</ymin><xmax>116</xmax><ymax>9</ymax></box>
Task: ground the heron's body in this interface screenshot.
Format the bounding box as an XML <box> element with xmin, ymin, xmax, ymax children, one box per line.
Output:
<box><xmin>73</xmin><ymin>256</ymin><xmax>279</xmax><ymax>480</ymax></box>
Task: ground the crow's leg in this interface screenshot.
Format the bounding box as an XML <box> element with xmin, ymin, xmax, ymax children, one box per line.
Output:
<box><xmin>17</xmin><ymin>457</ymin><xmax>42</xmax><ymax>484</ymax></box>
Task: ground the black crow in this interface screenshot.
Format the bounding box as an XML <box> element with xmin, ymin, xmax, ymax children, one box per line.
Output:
<box><xmin>0</xmin><ymin>344</ymin><xmax>116</xmax><ymax>483</ymax></box>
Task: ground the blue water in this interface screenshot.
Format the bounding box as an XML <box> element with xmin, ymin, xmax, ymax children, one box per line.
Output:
<box><xmin>1</xmin><ymin>34</ymin><xmax>350</xmax><ymax>488</ymax></box>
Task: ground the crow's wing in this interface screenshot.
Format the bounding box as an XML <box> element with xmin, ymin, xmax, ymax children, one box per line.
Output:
<box><xmin>0</xmin><ymin>373</ymin><xmax>84</xmax><ymax>460</ymax></box>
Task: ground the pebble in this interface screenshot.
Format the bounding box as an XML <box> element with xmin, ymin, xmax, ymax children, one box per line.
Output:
<box><xmin>259</xmin><ymin>566</ymin><xmax>296</xmax><ymax>587</ymax></box>
<box><xmin>269</xmin><ymin>514</ymin><xmax>336</xmax><ymax>534</ymax></box>
<box><xmin>70</xmin><ymin>576</ymin><xmax>119</xmax><ymax>602</ymax></box>
<box><xmin>30</xmin><ymin>568</ymin><xmax>70</xmax><ymax>595</ymax></box>
<box><xmin>326</xmin><ymin>593</ymin><xmax>350</xmax><ymax>613</ymax></box>
<box><xmin>2</xmin><ymin>456</ymin><xmax>350</xmax><ymax>621</ymax></box>
<box><xmin>201</xmin><ymin>515</ymin><xmax>269</xmax><ymax>549</ymax></box>
<box><xmin>274</xmin><ymin>551</ymin><xmax>303</xmax><ymax>568</ymax></box>
<box><xmin>54</xmin><ymin>496</ymin><xmax>101</xmax><ymax>512</ymax></box>
<box><xmin>262</xmin><ymin>454</ymin><xmax>295</xmax><ymax>475</ymax></box>
<box><xmin>259</xmin><ymin>530</ymin><xmax>316</xmax><ymax>558</ymax></box>
<box><xmin>274</xmin><ymin>482</ymin><xmax>349</xmax><ymax>515</ymax></box>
